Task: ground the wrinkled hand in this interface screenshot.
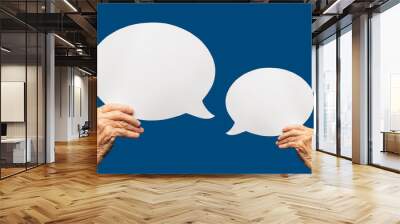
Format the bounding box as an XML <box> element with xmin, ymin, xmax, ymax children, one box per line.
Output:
<box><xmin>276</xmin><ymin>125</ymin><xmax>313</xmax><ymax>169</ymax></box>
<box><xmin>97</xmin><ymin>104</ymin><xmax>144</xmax><ymax>163</ymax></box>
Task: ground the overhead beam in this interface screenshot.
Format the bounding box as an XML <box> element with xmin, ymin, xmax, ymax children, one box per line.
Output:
<box><xmin>323</xmin><ymin>0</ymin><xmax>356</xmax><ymax>14</ymax></box>
<box><xmin>55</xmin><ymin>55</ymin><xmax>96</xmax><ymax>72</ymax></box>
<box><xmin>312</xmin><ymin>15</ymin><xmax>335</xmax><ymax>33</ymax></box>
<box><xmin>8</xmin><ymin>13</ymin><xmax>83</xmax><ymax>32</ymax></box>
<box><xmin>312</xmin><ymin>14</ymin><xmax>352</xmax><ymax>44</ymax></box>
<box><xmin>67</xmin><ymin>13</ymin><xmax>97</xmax><ymax>46</ymax></box>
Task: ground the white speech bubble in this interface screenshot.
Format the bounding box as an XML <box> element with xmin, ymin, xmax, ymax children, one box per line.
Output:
<box><xmin>98</xmin><ymin>22</ymin><xmax>215</xmax><ymax>120</ymax></box>
<box><xmin>225</xmin><ymin>68</ymin><xmax>314</xmax><ymax>136</ymax></box>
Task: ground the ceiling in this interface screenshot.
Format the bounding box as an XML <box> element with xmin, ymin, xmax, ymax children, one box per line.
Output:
<box><xmin>0</xmin><ymin>0</ymin><xmax>391</xmax><ymax>74</ymax></box>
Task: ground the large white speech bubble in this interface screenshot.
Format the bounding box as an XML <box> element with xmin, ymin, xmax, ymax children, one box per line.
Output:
<box><xmin>98</xmin><ymin>22</ymin><xmax>215</xmax><ymax>121</ymax></box>
<box><xmin>225</xmin><ymin>68</ymin><xmax>314</xmax><ymax>136</ymax></box>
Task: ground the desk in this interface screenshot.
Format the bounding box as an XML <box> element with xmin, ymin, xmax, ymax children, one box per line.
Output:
<box><xmin>381</xmin><ymin>131</ymin><xmax>400</xmax><ymax>154</ymax></box>
<box><xmin>1</xmin><ymin>138</ymin><xmax>31</xmax><ymax>163</ymax></box>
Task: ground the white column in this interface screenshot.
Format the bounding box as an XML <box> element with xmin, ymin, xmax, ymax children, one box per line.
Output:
<box><xmin>312</xmin><ymin>45</ymin><xmax>317</xmax><ymax>150</ymax></box>
<box><xmin>352</xmin><ymin>14</ymin><xmax>369</xmax><ymax>164</ymax></box>
<box><xmin>46</xmin><ymin>32</ymin><xmax>55</xmax><ymax>163</ymax></box>
<box><xmin>45</xmin><ymin>0</ymin><xmax>56</xmax><ymax>163</ymax></box>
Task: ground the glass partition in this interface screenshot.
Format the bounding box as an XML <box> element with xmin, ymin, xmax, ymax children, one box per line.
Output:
<box><xmin>38</xmin><ymin>32</ymin><xmax>45</xmax><ymax>165</ymax></box>
<box><xmin>27</xmin><ymin>30</ymin><xmax>38</xmax><ymax>169</ymax></box>
<box><xmin>0</xmin><ymin>1</ymin><xmax>46</xmax><ymax>179</ymax></box>
<box><xmin>0</xmin><ymin>30</ymin><xmax>28</xmax><ymax>177</ymax></box>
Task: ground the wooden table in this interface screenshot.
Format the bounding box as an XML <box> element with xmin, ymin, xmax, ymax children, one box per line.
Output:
<box><xmin>381</xmin><ymin>131</ymin><xmax>400</xmax><ymax>154</ymax></box>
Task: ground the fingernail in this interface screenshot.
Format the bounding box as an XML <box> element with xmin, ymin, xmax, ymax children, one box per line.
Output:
<box><xmin>276</xmin><ymin>141</ymin><xmax>279</xmax><ymax>145</ymax></box>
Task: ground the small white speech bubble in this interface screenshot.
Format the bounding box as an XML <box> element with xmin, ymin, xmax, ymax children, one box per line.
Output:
<box><xmin>98</xmin><ymin>22</ymin><xmax>215</xmax><ymax>121</ymax></box>
<box><xmin>225</xmin><ymin>68</ymin><xmax>314</xmax><ymax>136</ymax></box>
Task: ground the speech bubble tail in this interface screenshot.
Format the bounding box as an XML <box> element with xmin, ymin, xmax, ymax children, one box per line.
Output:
<box><xmin>188</xmin><ymin>102</ymin><xmax>214</xmax><ymax>119</ymax></box>
<box><xmin>226</xmin><ymin>124</ymin><xmax>243</xmax><ymax>135</ymax></box>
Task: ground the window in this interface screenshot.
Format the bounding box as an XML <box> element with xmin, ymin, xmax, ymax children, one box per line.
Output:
<box><xmin>370</xmin><ymin>2</ymin><xmax>400</xmax><ymax>171</ymax></box>
<box><xmin>339</xmin><ymin>27</ymin><xmax>352</xmax><ymax>158</ymax></box>
<box><xmin>316</xmin><ymin>26</ymin><xmax>353</xmax><ymax>159</ymax></box>
<box><xmin>317</xmin><ymin>35</ymin><xmax>337</xmax><ymax>154</ymax></box>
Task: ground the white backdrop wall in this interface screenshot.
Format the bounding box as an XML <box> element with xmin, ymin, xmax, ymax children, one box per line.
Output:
<box><xmin>55</xmin><ymin>67</ymin><xmax>89</xmax><ymax>141</ymax></box>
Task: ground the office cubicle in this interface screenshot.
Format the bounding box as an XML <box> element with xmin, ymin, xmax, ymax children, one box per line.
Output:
<box><xmin>0</xmin><ymin>1</ymin><xmax>46</xmax><ymax>179</ymax></box>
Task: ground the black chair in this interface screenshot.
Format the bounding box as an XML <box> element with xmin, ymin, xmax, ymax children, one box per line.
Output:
<box><xmin>79</xmin><ymin>121</ymin><xmax>90</xmax><ymax>138</ymax></box>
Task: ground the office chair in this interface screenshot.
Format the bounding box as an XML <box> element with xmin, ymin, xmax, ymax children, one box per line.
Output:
<box><xmin>79</xmin><ymin>121</ymin><xmax>90</xmax><ymax>138</ymax></box>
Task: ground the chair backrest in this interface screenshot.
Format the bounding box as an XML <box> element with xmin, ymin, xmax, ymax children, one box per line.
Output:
<box><xmin>82</xmin><ymin>121</ymin><xmax>90</xmax><ymax>129</ymax></box>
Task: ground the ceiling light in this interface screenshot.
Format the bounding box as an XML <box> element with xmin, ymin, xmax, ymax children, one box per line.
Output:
<box><xmin>63</xmin><ymin>0</ymin><xmax>78</xmax><ymax>12</ymax></box>
<box><xmin>76</xmin><ymin>48</ymin><xmax>85</xmax><ymax>55</ymax></box>
<box><xmin>54</xmin><ymin>34</ymin><xmax>75</xmax><ymax>48</ymax></box>
<box><xmin>323</xmin><ymin>0</ymin><xmax>354</xmax><ymax>15</ymax></box>
<box><xmin>1</xmin><ymin>47</ymin><xmax>11</xmax><ymax>53</ymax></box>
<box><xmin>78</xmin><ymin>67</ymin><xmax>92</xmax><ymax>76</ymax></box>
<box><xmin>323</xmin><ymin>0</ymin><xmax>341</xmax><ymax>14</ymax></box>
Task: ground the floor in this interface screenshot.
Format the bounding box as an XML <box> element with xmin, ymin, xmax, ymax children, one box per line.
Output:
<box><xmin>0</xmin><ymin>136</ymin><xmax>400</xmax><ymax>224</ymax></box>
<box><xmin>1</xmin><ymin>163</ymin><xmax>43</xmax><ymax>178</ymax></box>
<box><xmin>0</xmin><ymin>167</ymin><xmax>25</xmax><ymax>178</ymax></box>
<box><xmin>372</xmin><ymin>151</ymin><xmax>400</xmax><ymax>171</ymax></box>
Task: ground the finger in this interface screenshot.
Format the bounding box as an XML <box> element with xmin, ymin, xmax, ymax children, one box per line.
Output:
<box><xmin>296</xmin><ymin>142</ymin><xmax>309</xmax><ymax>154</ymax></box>
<box><xmin>276</xmin><ymin>136</ymin><xmax>300</xmax><ymax>145</ymax></box>
<box><xmin>282</xmin><ymin>125</ymin><xmax>304</xmax><ymax>132</ymax></box>
<box><xmin>100</xmin><ymin>104</ymin><xmax>134</xmax><ymax>115</ymax></box>
<box><xmin>98</xmin><ymin>120</ymin><xmax>143</xmax><ymax>146</ymax></box>
<box><xmin>111</xmin><ymin>120</ymin><xmax>144</xmax><ymax>133</ymax></box>
<box><xmin>99</xmin><ymin>126</ymin><xmax>140</xmax><ymax>145</ymax></box>
<box><xmin>278</xmin><ymin>129</ymin><xmax>303</xmax><ymax>141</ymax></box>
<box><xmin>104</xmin><ymin>110</ymin><xmax>141</xmax><ymax>127</ymax></box>
<box><xmin>277</xmin><ymin>141</ymin><xmax>299</xmax><ymax>149</ymax></box>
<box><xmin>113</xmin><ymin>128</ymin><xmax>141</xmax><ymax>139</ymax></box>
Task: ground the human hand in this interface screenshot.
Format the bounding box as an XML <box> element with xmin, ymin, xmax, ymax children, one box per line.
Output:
<box><xmin>276</xmin><ymin>125</ymin><xmax>313</xmax><ymax>169</ymax></box>
<box><xmin>97</xmin><ymin>104</ymin><xmax>144</xmax><ymax>163</ymax></box>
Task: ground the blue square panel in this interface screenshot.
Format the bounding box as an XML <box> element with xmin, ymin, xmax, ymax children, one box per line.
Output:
<box><xmin>97</xmin><ymin>3</ymin><xmax>312</xmax><ymax>174</ymax></box>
